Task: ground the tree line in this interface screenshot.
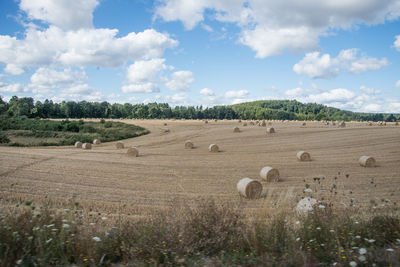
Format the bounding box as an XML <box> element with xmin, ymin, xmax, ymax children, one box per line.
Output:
<box><xmin>0</xmin><ymin>95</ymin><xmax>398</xmax><ymax>122</ymax></box>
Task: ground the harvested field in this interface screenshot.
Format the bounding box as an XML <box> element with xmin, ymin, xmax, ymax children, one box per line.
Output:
<box><xmin>0</xmin><ymin>119</ymin><xmax>399</xmax><ymax>220</ymax></box>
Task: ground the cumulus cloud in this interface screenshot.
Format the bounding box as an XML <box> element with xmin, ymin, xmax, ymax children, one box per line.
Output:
<box><xmin>200</xmin><ymin>88</ymin><xmax>215</xmax><ymax>96</ymax></box>
<box><xmin>122</xmin><ymin>83</ymin><xmax>160</xmax><ymax>94</ymax></box>
<box><xmin>224</xmin><ymin>90</ymin><xmax>249</xmax><ymax>98</ymax></box>
<box><xmin>4</xmin><ymin>64</ymin><xmax>25</xmax><ymax>75</ymax></box>
<box><xmin>293</xmin><ymin>49</ymin><xmax>389</xmax><ymax>78</ymax></box>
<box><xmin>0</xmin><ymin>27</ymin><xmax>178</xmax><ymax>69</ymax></box>
<box><xmin>396</xmin><ymin>80</ymin><xmax>400</xmax><ymax>88</ymax></box>
<box><xmin>165</xmin><ymin>71</ymin><xmax>194</xmax><ymax>91</ymax></box>
<box><xmin>394</xmin><ymin>35</ymin><xmax>400</xmax><ymax>51</ymax></box>
<box><xmin>20</xmin><ymin>0</ymin><xmax>99</xmax><ymax>30</ymax></box>
<box><xmin>154</xmin><ymin>0</ymin><xmax>400</xmax><ymax>57</ymax></box>
<box><xmin>359</xmin><ymin>85</ymin><xmax>381</xmax><ymax>95</ymax></box>
<box><xmin>0</xmin><ymin>83</ymin><xmax>27</xmax><ymax>93</ymax></box>
<box><xmin>30</xmin><ymin>68</ymin><xmax>87</xmax><ymax>90</ymax></box>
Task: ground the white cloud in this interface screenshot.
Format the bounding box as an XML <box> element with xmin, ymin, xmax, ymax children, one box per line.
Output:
<box><xmin>20</xmin><ymin>0</ymin><xmax>99</xmax><ymax>30</ymax></box>
<box><xmin>201</xmin><ymin>24</ymin><xmax>213</xmax><ymax>32</ymax></box>
<box><xmin>284</xmin><ymin>87</ymin><xmax>309</xmax><ymax>98</ymax></box>
<box><xmin>126</xmin><ymin>58</ymin><xmax>167</xmax><ymax>84</ymax></box>
<box><xmin>363</xmin><ymin>103</ymin><xmax>382</xmax><ymax>113</ymax></box>
<box><xmin>394</xmin><ymin>35</ymin><xmax>400</xmax><ymax>51</ymax></box>
<box><xmin>359</xmin><ymin>85</ymin><xmax>381</xmax><ymax>95</ymax></box>
<box><xmin>200</xmin><ymin>88</ymin><xmax>215</xmax><ymax>96</ymax></box>
<box><xmin>224</xmin><ymin>90</ymin><xmax>249</xmax><ymax>98</ymax></box>
<box><xmin>0</xmin><ymin>27</ymin><xmax>178</xmax><ymax>69</ymax></box>
<box><xmin>165</xmin><ymin>71</ymin><xmax>194</xmax><ymax>91</ymax></box>
<box><xmin>396</xmin><ymin>80</ymin><xmax>400</xmax><ymax>88</ymax></box>
<box><xmin>0</xmin><ymin>83</ymin><xmax>27</xmax><ymax>93</ymax></box>
<box><xmin>4</xmin><ymin>64</ymin><xmax>25</xmax><ymax>75</ymax></box>
<box><xmin>293</xmin><ymin>52</ymin><xmax>338</xmax><ymax>79</ymax></box>
<box><xmin>154</xmin><ymin>0</ymin><xmax>400</xmax><ymax>58</ymax></box>
<box><xmin>122</xmin><ymin>83</ymin><xmax>160</xmax><ymax>94</ymax></box>
<box><xmin>307</xmin><ymin>88</ymin><xmax>355</xmax><ymax>103</ymax></box>
<box><xmin>294</xmin><ymin>49</ymin><xmax>389</xmax><ymax>78</ymax></box>
<box><xmin>30</xmin><ymin>68</ymin><xmax>87</xmax><ymax>90</ymax></box>
<box><xmin>349</xmin><ymin>57</ymin><xmax>389</xmax><ymax>74</ymax></box>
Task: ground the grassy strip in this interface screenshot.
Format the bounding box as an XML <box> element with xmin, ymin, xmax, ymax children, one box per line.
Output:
<box><xmin>0</xmin><ymin>201</ymin><xmax>399</xmax><ymax>266</ymax></box>
<box><xmin>0</xmin><ymin>116</ymin><xmax>149</xmax><ymax>146</ymax></box>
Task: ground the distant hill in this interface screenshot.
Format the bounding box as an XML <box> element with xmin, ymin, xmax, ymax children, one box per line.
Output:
<box><xmin>1</xmin><ymin>96</ymin><xmax>398</xmax><ymax>122</ymax></box>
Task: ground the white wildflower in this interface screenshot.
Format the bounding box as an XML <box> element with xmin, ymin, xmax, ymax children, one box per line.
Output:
<box><xmin>359</xmin><ymin>248</ymin><xmax>367</xmax><ymax>255</ymax></box>
<box><xmin>386</xmin><ymin>248</ymin><xmax>394</xmax><ymax>252</ymax></box>
<box><xmin>93</xmin><ymin>236</ymin><xmax>101</xmax><ymax>242</ymax></box>
<box><xmin>304</xmin><ymin>188</ymin><xmax>313</xmax><ymax>193</ymax></box>
<box><xmin>349</xmin><ymin>261</ymin><xmax>357</xmax><ymax>267</ymax></box>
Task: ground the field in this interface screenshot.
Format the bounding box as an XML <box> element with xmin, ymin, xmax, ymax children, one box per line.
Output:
<box><xmin>1</xmin><ymin>119</ymin><xmax>399</xmax><ymax>218</ymax></box>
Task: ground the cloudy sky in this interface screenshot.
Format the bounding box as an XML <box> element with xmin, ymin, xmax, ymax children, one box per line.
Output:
<box><xmin>0</xmin><ymin>0</ymin><xmax>399</xmax><ymax>112</ymax></box>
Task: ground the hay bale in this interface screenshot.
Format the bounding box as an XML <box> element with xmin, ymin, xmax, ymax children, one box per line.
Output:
<box><xmin>93</xmin><ymin>139</ymin><xmax>101</xmax><ymax>145</ymax></box>
<box><xmin>208</xmin><ymin>144</ymin><xmax>219</xmax><ymax>152</ymax></box>
<box><xmin>268</xmin><ymin>122</ymin><xmax>272</xmax><ymax>126</ymax></box>
<box><xmin>163</xmin><ymin>128</ymin><xmax>170</xmax><ymax>133</ymax></box>
<box><xmin>163</xmin><ymin>122</ymin><xmax>167</xmax><ymax>126</ymax></box>
<box><xmin>214</xmin><ymin>119</ymin><xmax>218</xmax><ymax>122</ymax></box>
<box><xmin>395</xmin><ymin>121</ymin><xmax>399</xmax><ymax>126</ymax></box>
<box><xmin>297</xmin><ymin>151</ymin><xmax>311</xmax><ymax>161</ymax></box>
<box><xmin>238</xmin><ymin>119</ymin><xmax>242</xmax><ymax>123</ymax></box>
<box><xmin>250</xmin><ymin>121</ymin><xmax>255</xmax><ymax>125</ymax></box>
<box><xmin>185</xmin><ymin>140</ymin><xmax>194</xmax><ymax>149</ymax></box>
<box><xmin>302</xmin><ymin>122</ymin><xmax>306</xmax><ymax>126</ymax></box>
<box><xmin>296</xmin><ymin>197</ymin><xmax>317</xmax><ymax>214</ymax></box>
<box><xmin>82</xmin><ymin>143</ymin><xmax>92</xmax><ymax>150</ymax></box>
<box><xmin>243</xmin><ymin>122</ymin><xmax>247</xmax><ymax>126</ymax></box>
<box><xmin>233</xmin><ymin>127</ymin><xmax>240</xmax><ymax>133</ymax></box>
<box><xmin>127</xmin><ymin>147</ymin><xmax>139</xmax><ymax>157</ymax></box>
<box><xmin>237</xmin><ymin>178</ymin><xmax>262</xmax><ymax>199</ymax></box>
<box><xmin>266</xmin><ymin>127</ymin><xmax>275</xmax><ymax>133</ymax></box>
<box><xmin>205</xmin><ymin>120</ymin><xmax>208</xmax><ymax>124</ymax></box>
<box><xmin>74</xmin><ymin>141</ymin><xmax>82</xmax><ymax>148</ymax></box>
<box><xmin>368</xmin><ymin>122</ymin><xmax>373</xmax><ymax>126</ymax></box>
<box><xmin>261</xmin><ymin>120</ymin><xmax>266</xmax><ymax>127</ymax></box>
<box><xmin>115</xmin><ymin>142</ymin><xmax>124</xmax><ymax>149</ymax></box>
<box><xmin>338</xmin><ymin>121</ymin><xmax>345</xmax><ymax>128</ymax></box>
<box><xmin>359</xmin><ymin>156</ymin><xmax>375</xmax><ymax>167</ymax></box>
<box><xmin>259</xmin><ymin>166</ymin><xmax>280</xmax><ymax>182</ymax></box>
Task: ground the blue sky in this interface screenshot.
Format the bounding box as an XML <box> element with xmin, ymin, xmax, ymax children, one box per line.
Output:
<box><xmin>0</xmin><ymin>0</ymin><xmax>399</xmax><ymax>113</ymax></box>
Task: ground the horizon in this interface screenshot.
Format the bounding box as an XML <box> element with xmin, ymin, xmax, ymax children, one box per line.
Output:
<box><xmin>0</xmin><ymin>0</ymin><xmax>399</xmax><ymax>113</ymax></box>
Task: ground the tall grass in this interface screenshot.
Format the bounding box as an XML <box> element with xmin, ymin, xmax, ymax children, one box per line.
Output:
<box><xmin>0</xmin><ymin>200</ymin><xmax>399</xmax><ymax>266</ymax></box>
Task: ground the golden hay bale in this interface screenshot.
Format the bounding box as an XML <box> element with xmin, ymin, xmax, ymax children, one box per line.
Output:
<box><xmin>163</xmin><ymin>122</ymin><xmax>167</xmax><ymax>126</ymax></box>
<box><xmin>238</xmin><ymin>119</ymin><xmax>242</xmax><ymax>123</ymax></box>
<box><xmin>259</xmin><ymin>166</ymin><xmax>280</xmax><ymax>182</ymax></box>
<box><xmin>302</xmin><ymin>122</ymin><xmax>306</xmax><ymax>126</ymax></box>
<box><xmin>332</xmin><ymin>121</ymin><xmax>336</xmax><ymax>126</ymax></box>
<box><xmin>359</xmin><ymin>156</ymin><xmax>375</xmax><ymax>167</ymax></box>
<box><xmin>296</xmin><ymin>197</ymin><xmax>317</xmax><ymax>214</ymax></box>
<box><xmin>243</xmin><ymin>122</ymin><xmax>247</xmax><ymax>126</ymax></box>
<box><xmin>214</xmin><ymin>119</ymin><xmax>218</xmax><ymax>122</ymax></box>
<box><xmin>205</xmin><ymin>120</ymin><xmax>208</xmax><ymax>124</ymax></box>
<box><xmin>297</xmin><ymin>151</ymin><xmax>311</xmax><ymax>161</ymax></box>
<box><xmin>237</xmin><ymin>178</ymin><xmax>262</xmax><ymax>199</ymax></box>
<box><xmin>82</xmin><ymin>143</ymin><xmax>92</xmax><ymax>150</ymax></box>
<box><xmin>127</xmin><ymin>147</ymin><xmax>139</xmax><ymax>157</ymax></box>
<box><xmin>250</xmin><ymin>121</ymin><xmax>255</xmax><ymax>125</ymax></box>
<box><xmin>163</xmin><ymin>128</ymin><xmax>170</xmax><ymax>133</ymax></box>
<box><xmin>93</xmin><ymin>139</ymin><xmax>101</xmax><ymax>145</ymax></box>
<box><xmin>395</xmin><ymin>121</ymin><xmax>399</xmax><ymax>126</ymax></box>
<box><xmin>266</xmin><ymin>127</ymin><xmax>275</xmax><ymax>133</ymax></box>
<box><xmin>338</xmin><ymin>121</ymin><xmax>346</xmax><ymax>128</ymax></box>
<box><xmin>115</xmin><ymin>142</ymin><xmax>124</xmax><ymax>149</ymax></box>
<box><xmin>261</xmin><ymin>121</ymin><xmax>267</xmax><ymax>127</ymax></box>
<box><xmin>368</xmin><ymin>122</ymin><xmax>373</xmax><ymax>126</ymax></box>
<box><xmin>74</xmin><ymin>141</ymin><xmax>82</xmax><ymax>148</ymax></box>
<box><xmin>208</xmin><ymin>144</ymin><xmax>219</xmax><ymax>152</ymax></box>
<box><xmin>185</xmin><ymin>140</ymin><xmax>194</xmax><ymax>149</ymax></box>
<box><xmin>268</xmin><ymin>122</ymin><xmax>272</xmax><ymax>126</ymax></box>
<box><xmin>233</xmin><ymin>126</ymin><xmax>240</xmax><ymax>133</ymax></box>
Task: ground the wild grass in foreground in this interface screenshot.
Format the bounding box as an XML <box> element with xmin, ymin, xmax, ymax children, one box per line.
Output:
<box><xmin>0</xmin><ymin>200</ymin><xmax>399</xmax><ymax>266</ymax></box>
<box><xmin>0</xmin><ymin>116</ymin><xmax>149</xmax><ymax>146</ymax></box>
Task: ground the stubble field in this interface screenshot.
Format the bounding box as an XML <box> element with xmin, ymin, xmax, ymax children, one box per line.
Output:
<box><xmin>0</xmin><ymin>119</ymin><xmax>399</xmax><ymax>220</ymax></box>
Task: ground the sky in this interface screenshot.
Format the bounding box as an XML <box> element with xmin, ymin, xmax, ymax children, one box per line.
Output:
<box><xmin>0</xmin><ymin>0</ymin><xmax>399</xmax><ymax>113</ymax></box>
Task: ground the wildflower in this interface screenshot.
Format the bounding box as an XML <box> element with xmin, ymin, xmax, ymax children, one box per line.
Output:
<box><xmin>16</xmin><ymin>259</ymin><xmax>22</xmax><ymax>265</ymax></box>
<box><xmin>296</xmin><ymin>237</ymin><xmax>300</xmax><ymax>241</ymax></box>
<box><xmin>368</xmin><ymin>239</ymin><xmax>375</xmax><ymax>243</ymax></box>
<box><xmin>330</xmin><ymin>229</ymin><xmax>335</xmax><ymax>233</ymax></box>
<box><xmin>62</xmin><ymin>224</ymin><xmax>70</xmax><ymax>229</ymax></box>
<box><xmin>355</xmin><ymin>235</ymin><xmax>361</xmax><ymax>239</ymax></box>
<box><xmin>333</xmin><ymin>262</ymin><xmax>337</xmax><ymax>266</ymax></box>
<box><xmin>89</xmin><ymin>223</ymin><xmax>96</xmax><ymax>226</ymax></box>
<box><xmin>62</xmin><ymin>219</ymin><xmax>68</xmax><ymax>223</ymax></box>
<box><xmin>358</xmin><ymin>255</ymin><xmax>366</xmax><ymax>262</ymax></box>
<box><xmin>179</xmin><ymin>239</ymin><xmax>182</xmax><ymax>242</ymax></box>
<box><xmin>359</xmin><ymin>248</ymin><xmax>367</xmax><ymax>255</ymax></box>
<box><xmin>396</xmin><ymin>239</ymin><xmax>400</xmax><ymax>243</ymax></box>
<box><xmin>46</xmin><ymin>224</ymin><xmax>55</xmax><ymax>228</ymax></box>
<box><xmin>349</xmin><ymin>261</ymin><xmax>357</xmax><ymax>267</ymax></box>
<box><xmin>316</xmin><ymin>227</ymin><xmax>321</xmax><ymax>230</ymax></box>
<box><xmin>386</xmin><ymin>248</ymin><xmax>394</xmax><ymax>252</ymax></box>
<box><xmin>318</xmin><ymin>205</ymin><xmax>325</xmax><ymax>209</ymax></box>
<box><xmin>304</xmin><ymin>188</ymin><xmax>313</xmax><ymax>193</ymax></box>
<box><xmin>93</xmin><ymin>237</ymin><xmax>101</xmax><ymax>242</ymax></box>
<box><xmin>295</xmin><ymin>221</ymin><xmax>300</xmax><ymax>225</ymax></box>
<box><xmin>46</xmin><ymin>238</ymin><xmax>53</xmax><ymax>244</ymax></box>
<box><xmin>83</xmin><ymin>259</ymin><xmax>88</xmax><ymax>262</ymax></box>
<box><xmin>101</xmin><ymin>216</ymin><xmax>108</xmax><ymax>220</ymax></box>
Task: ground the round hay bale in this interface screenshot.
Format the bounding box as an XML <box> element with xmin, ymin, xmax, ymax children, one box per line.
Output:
<box><xmin>297</xmin><ymin>151</ymin><xmax>311</xmax><ymax>161</ymax></box>
<box><xmin>163</xmin><ymin>128</ymin><xmax>170</xmax><ymax>133</ymax></box>
<box><xmin>266</xmin><ymin>127</ymin><xmax>275</xmax><ymax>133</ymax></box>
<box><xmin>82</xmin><ymin>143</ymin><xmax>92</xmax><ymax>150</ymax></box>
<box><xmin>205</xmin><ymin>120</ymin><xmax>208</xmax><ymax>124</ymax></box>
<box><xmin>296</xmin><ymin>197</ymin><xmax>317</xmax><ymax>214</ymax></box>
<box><xmin>115</xmin><ymin>141</ymin><xmax>124</xmax><ymax>149</ymax></box>
<box><xmin>268</xmin><ymin>122</ymin><xmax>272</xmax><ymax>126</ymax></box>
<box><xmin>259</xmin><ymin>166</ymin><xmax>280</xmax><ymax>182</ymax></box>
<box><xmin>93</xmin><ymin>139</ymin><xmax>101</xmax><ymax>145</ymax></box>
<box><xmin>261</xmin><ymin>121</ymin><xmax>266</xmax><ymax>127</ymax></box>
<box><xmin>338</xmin><ymin>121</ymin><xmax>346</xmax><ymax>128</ymax></box>
<box><xmin>395</xmin><ymin>121</ymin><xmax>399</xmax><ymax>126</ymax></box>
<box><xmin>214</xmin><ymin>119</ymin><xmax>218</xmax><ymax>122</ymax></box>
<box><xmin>233</xmin><ymin>127</ymin><xmax>240</xmax><ymax>133</ymax></box>
<box><xmin>250</xmin><ymin>121</ymin><xmax>255</xmax><ymax>125</ymax></box>
<box><xmin>368</xmin><ymin>122</ymin><xmax>373</xmax><ymax>126</ymax></box>
<box><xmin>74</xmin><ymin>141</ymin><xmax>82</xmax><ymax>148</ymax></box>
<box><xmin>127</xmin><ymin>147</ymin><xmax>139</xmax><ymax>157</ymax></box>
<box><xmin>185</xmin><ymin>140</ymin><xmax>194</xmax><ymax>149</ymax></box>
<box><xmin>237</xmin><ymin>178</ymin><xmax>262</xmax><ymax>199</ymax></box>
<box><xmin>243</xmin><ymin>122</ymin><xmax>247</xmax><ymax>126</ymax></box>
<box><xmin>208</xmin><ymin>144</ymin><xmax>219</xmax><ymax>152</ymax></box>
<box><xmin>359</xmin><ymin>156</ymin><xmax>375</xmax><ymax>167</ymax></box>
<box><xmin>302</xmin><ymin>122</ymin><xmax>306</xmax><ymax>126</ymax></box>
<box><xmin>238</xmin><ymin>119</ymin><xmax>242</xmax><ymax>123</ymax></box>
<box><xmin>163</xmin><ymin>122</ymin><xmax>167</xmax><ymax>126</ymax></box>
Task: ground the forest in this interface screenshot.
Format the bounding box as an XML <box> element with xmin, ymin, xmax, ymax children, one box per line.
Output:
<box><xmin>0</xmin><ymin>95</ymin><xmax>398</xmax><ymax>122</ymax></box>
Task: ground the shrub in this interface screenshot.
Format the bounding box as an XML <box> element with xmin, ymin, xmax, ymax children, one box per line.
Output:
<box><xmin>0</xmin><ymin>131</ymin><xmax>10</xmax><ymax>143</ymax></box>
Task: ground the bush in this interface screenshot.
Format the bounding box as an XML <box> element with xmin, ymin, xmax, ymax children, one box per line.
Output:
<box><xmin>0</xmin><ymin>131</ymin><xmax>10</xmax><ymax>143</ymax></box>
<box><xmin>100</xmin><ymin>119</ymin><xmax>105</xmax><ymax>124</ymax></box>
<box><xmin>104</xmin><ymin>121</ymin><xmax>113</xmax><ymax>128</ymax></box>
